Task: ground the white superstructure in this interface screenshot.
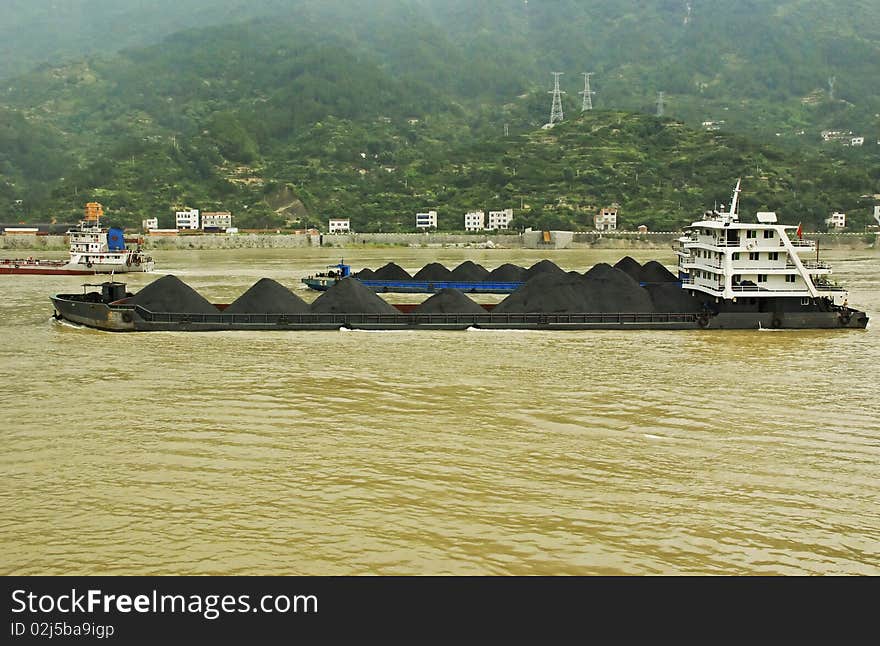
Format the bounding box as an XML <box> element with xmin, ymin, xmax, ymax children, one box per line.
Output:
<box><xmin>676</xmin><ymin>180</ymin><xmax>846</xmax><ymax>305</ymax></box>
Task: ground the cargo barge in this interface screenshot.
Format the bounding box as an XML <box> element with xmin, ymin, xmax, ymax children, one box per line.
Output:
<box><xmin>50</xmin><ymin>290</ymin><xmax>865</xmax><ymax>332</ymax></box>
<box><xmin>50</xmin><ymin>184</ymin><xmax>869</xmax><ymax>332</ymax></box>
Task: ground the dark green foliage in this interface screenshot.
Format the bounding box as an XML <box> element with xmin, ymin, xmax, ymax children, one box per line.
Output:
<box><xmin>0</xmin><ymin>1</ymin><xmax>878</xmax><ymax>229</ymax></box>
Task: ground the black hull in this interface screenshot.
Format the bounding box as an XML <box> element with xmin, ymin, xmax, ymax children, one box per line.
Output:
<box><xmin>50</xmin><ymin>295</ymin><xmax>868</xmax><ymax>332</ymax></box>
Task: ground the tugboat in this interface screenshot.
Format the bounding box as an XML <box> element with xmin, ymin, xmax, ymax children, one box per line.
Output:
<box><xmin>0</xmin><ymin>202</ymin><xmax>154</xmax><ymax>275</ymax></box>
<box><xmin>676</xmin><ymin>180</ymin><xmax>861</xmax><ymax>328</ymax></box>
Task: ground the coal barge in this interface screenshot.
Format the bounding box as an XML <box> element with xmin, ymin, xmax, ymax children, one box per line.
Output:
<box><xmin>50</xmin><ymin>185</ymin><xmax>869</xmax><ymax>332</ymax></box>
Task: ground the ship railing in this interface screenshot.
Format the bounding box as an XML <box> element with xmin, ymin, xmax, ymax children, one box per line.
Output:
<box><xmin>682</xmin><ymin>259</ymin><xmax>724</xmax><ymax>269</ymax></box>
<box><xmin>731</xmin><ymin>284</ymin><xmax>846</xmax><ymax>293</ymax></box>
<box><xmin>131</xmin><ymin>307</ymin><xmax>701</xmax><ymax>326</ymax></box>
<box><xmin>784</xmin><ymin>239</ymin><xmax>815</xmax><ymax>248</ymax></box>
<box><xmin>789</xmin><ymin>261</ymin><xmax>831</xmax><ymax>269</ymax></box>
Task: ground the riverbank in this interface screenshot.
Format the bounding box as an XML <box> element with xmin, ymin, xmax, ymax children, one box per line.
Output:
<box><xmin>1</xmin><ymin>231</ymin><xmax>876</xmax><ymax>251</ymax></box>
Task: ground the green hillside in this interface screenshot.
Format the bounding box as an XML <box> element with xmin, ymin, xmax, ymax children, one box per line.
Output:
<box><xmin>1</xmin><ymin>2</ymin><xmax>878</xmax><ymax>230</ymax></box>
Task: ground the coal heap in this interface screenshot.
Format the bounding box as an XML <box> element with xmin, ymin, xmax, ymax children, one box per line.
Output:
<box><xmin>495</xmin><ymin>267</ymin><xmax>654</xmax><ymax>314</ymax></box>
<box><xmin>128</xmin><ymin>275</ymin><xmax>218</xmax><ymax>314</ymax></box>
<box><xmin>645</xmin><ymin>283</ymin><xmax>704</xmax><ymax>313</ymax></box>
<box><xmin>488</xmin><ymin>263</ymin><xmax>527</xmax><ymax>282</ymax></box>
<box><xmin>524</xmin><ymin>259</ymin><xmax>565</xmax><ymax>280</ymax></box>
<box><xmin>355</xmin><ymin>268</ymin><xmax>376</xmax><ymax>279</ymax></box>
<box><xmin>413</xmin><ymin>262</ymin><xmax>453</xmax><ymax>281</ymax></box>
<box><xmin>613</xmin><ymin>256</ymin><xmax>643</xmax><ymax>280</ymax></box>
<box><xmin>582</xmin><ymin>267</ymin><xmax>654</xmax><ymax>312</ymax></box>
<box><xmin>640</xmin><ymin>260</ymin><xmax>678</xmax><ymax>283</ymax></box>
<box><xmin>494</xmin><ymin>272</ymin><xmax>591</xmax><ymax>313</ymax></box>
<box><xmin>412</xmin><ymin>289</ymin><xmax>486</xmax><ymax>314</ymax></box>
<box><xmin>449</xmin><ymin>260</ymin><xmax>490</xmax><ymax>281</ymax></box>
<box><xmin>583</xmin><ymin>262</ymin><xmax>615</xmax><ymax>279</ymax></box>
<box><xmin>372</xmin><ymin>262</ymin><xmax>412</xmax><ymax>280</ymax></box>
<box><xmin>310</xmin><ymin>277</ymin><xmax>399</xmax><ymax>314</ymax></box>
<box><xmin>224</xmin><ymin>278</ymin><xmax>310</xmax><ymax>314</ymax></box>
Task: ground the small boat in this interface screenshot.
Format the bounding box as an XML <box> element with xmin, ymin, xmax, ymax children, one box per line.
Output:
<box><xmin>302</xmin><ymin>262</ymin><xmax>523</xmax><ymax>294</ymax></box>
<box><xmin>1</xmin><ymin>202</ymin><xmax>154</xmax><ymax>275</ymax></box>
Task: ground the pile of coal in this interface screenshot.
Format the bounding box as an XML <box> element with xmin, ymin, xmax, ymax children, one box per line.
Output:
<box><xmin>640</xmin><ymin>260</ymin><xmax>678</xmax><ymax>283</ymax></box>
<box><xmin>494</xmin><ymin>265</ymin><xmax>653</xmax><ymax>313</ymax></box>
<box><xmin>413</xmin><ymin>262</ymin><xmax>453</xmax><ymax>281</ymax></box>
<box><xmin>645</xmin><ymin>283</ymin><xmax>704</xmax><ymax>313</ymax></box>
<box><xmin>494</xmin><ymin>272</ymin><xmax>591</xmax><ymax>313</ymax></box>
<box><xmin>524</xmin><ymin>259</ymin><xmax>565</xmax><ymax>280</ymax></box>
<box><xmin>487</xmin><ymin>263</ymin><xmax>527</xmax><ymax>282</ymax></box>
<box><xmin>582</xmin><ymin>266</ymin><xmax>654</xmax><ymax>312</ymax></box>
<box><xmin>224</xmin><ymin>278</ymin><xmax>310</xmax><ymax>314</ymax></box>
<box><xmin>372</xmin><ymin>262</ymin><xmax>412</xmax><ymax>280</ymax></box>
<box><xmin>613</xmin><ymin>256</ymin><xmax>643</xmax><ymax>281</ymax></box>
<box><xmin>411</xmin><ymin>288</ymin><xmax>486</xmax><ymax>314</ymax></box>
<box><xmin>354</xmin><ymin>267</ymin><xmax>376</xmax><ymax>279</ymax></box>
<box><xmin>449</xmin><ymin>260</ymin><xmax>490</xmax><ymax>281</ymax></box>
<box><xmin>310</xmin><ymin>277</ymin><xmax>399</xmax><ymax>314</ymax></box>
<box><xmin>583</xmin><ymin>262</ymin><xmax>615</xmax><ymax>280</ymax></box>
<box><xmin>128</xmin><ymin>275</ymin><xmax>218</xmax><ymax>314</ymax></box>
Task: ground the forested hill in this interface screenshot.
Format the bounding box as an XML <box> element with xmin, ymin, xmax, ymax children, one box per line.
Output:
<box><xmin>4</xmin><ymin>0</ymin><xmax>879</xmax><ymax>136</ymax></box>
<box><xmin>1</xmin><ymin>1</ymin><xmax>878</xmax><ymax>230</ymax></box>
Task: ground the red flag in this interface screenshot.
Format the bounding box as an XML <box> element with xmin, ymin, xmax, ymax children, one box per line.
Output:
<box><xmin>796</xmin><ymin>222</ymin><xmax>803</xmax><ymax>239</ymax></box>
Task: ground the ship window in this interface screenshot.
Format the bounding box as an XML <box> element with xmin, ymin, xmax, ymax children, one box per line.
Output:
<box><xmin>786</xmin><ymin>275</ymin><xmax>796</xmax><ymax>283</ymax></box>
<box><xmin>763</xmin><ymin>230</ymin><xmax>774</xmax><ymax>238</ymax></box>
<box><xmin>749</xmin><ymin>252</ymin><xmax>759</xmax><ymax>261</ymax></box>
<box><xmin>732</xmin><ymin>252</ymin><xmax>740</xmax><ymax>260</ymax></box>
<box><xmin>746</xmin><ymin>230</ymin><xmax>757</xmax><ymax>239</ymax></box>
<box><xmin>801</xmin><ymin>298</ymin><xmax>811</xmax><ymax>305</ymax></box>
<box><xmin>769</xmin><ymin>252</ymin><xmax>779</xmax><ymax>261</ymax></box>
<box><xmin>757</xmin><ymin>274</ymin><xmax>768</xmax><ymax>283</ymax></box>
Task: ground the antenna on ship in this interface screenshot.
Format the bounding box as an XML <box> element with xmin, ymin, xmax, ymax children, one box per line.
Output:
<box><xmin>548</xmin><ymin>72</ymin><xmax>565</xmax><ymax>126</ymax></box>
<box><xmin>656</xmin><ymin>91</ymin><xmax>665</xmax><ymax>117</ymax></box>
<box><xmin>580</xmin><ymin>72</ymin><xmax>595</xmax><ymax>112</ymax></box>
<box><xmin>729</xmin><ymin>178</ymin><xmax>742</xmax><ymax>220</ymax></box>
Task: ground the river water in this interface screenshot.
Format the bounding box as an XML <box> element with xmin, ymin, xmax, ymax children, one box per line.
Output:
<box><xmin>1</xmin><ymin>247</ymin><xmax>878</xmax><ymax>575</ymax></box>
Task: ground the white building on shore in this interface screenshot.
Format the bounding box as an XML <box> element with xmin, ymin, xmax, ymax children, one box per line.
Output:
<box><xmin>594</xmin><ymin>205</ymin><xmax>618</xmax><ymax>231</ymax></box>
<box><xmin>142</xmin><ymin>218</ymin><xmax>158</xmax><ymax>231</ymax></box>
<box><xmin>175</xmin><ymin>208</ymin><xmax>200</xmax><ymax>230</ymax></box>
<box><xmin>328</xmin><ymin>218</ymin><xmax>351</xmax><ymax>234</ymax></box>
<box><xmin>416</xmin><ymin>210</ymin><xmax>438</xmax><ymax>229</ymax></box>
<box><xmin>202</xmin><ymin>211</ymin><xmax>233</xmax><ymax>230</ymax></box>
<box><xmin>464</xmin><ymin>210</ymin><xmax>485</xmax><ymax>231</ymax></box>
<box><xmin>825</xmin><ymin>211</ymin><xmax>846</xmax><ymax>230</ymax></box>
<box><xmin>487</xmin><ymin>208</ymin><xmax>514</xmax><ymax>230</ymax></box>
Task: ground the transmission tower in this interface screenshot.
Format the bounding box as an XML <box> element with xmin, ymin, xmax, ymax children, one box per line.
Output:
<box><xmin>548</xmin><ymin>72</ymin><xmax>565</xmax><ymax>126</ymax></box>
<box><xmin>827</xmin><ymin>75</ymin><xmax>836</xmax><ymax>101</ymax></box>
<box><xmin>656</xmin><ymin>91</ymin><xmax>665</xmax><ymax>117</ymax></box>
<box><xmin>580</xmin><ymin>72</ymin><xmax>595</xmax><ymax>112</ymax></box>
